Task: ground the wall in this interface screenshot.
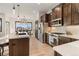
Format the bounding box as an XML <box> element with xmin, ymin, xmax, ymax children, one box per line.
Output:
<box><xmin>66</xmin><ymin>25</ymin><xmax>79</xmax><ymax>35</ymax></box>
<box><xmin>0</xmin><ymin>11</ymin><xmax>39</xmax><ymax>37</ymax></box>
<box><xmin>0</xmin><ymin>13</ymin><xmax>5</xmax><ymax>37</ymax></box>
<box><xmin>47</xmin><ymin>25</ymin><xmax>79</xmax><ymax>35</ymax></box>
<box><xmin>6</xmin><ymin>11</ymin><xmax>40</xmax><ymax>37</ymax></box>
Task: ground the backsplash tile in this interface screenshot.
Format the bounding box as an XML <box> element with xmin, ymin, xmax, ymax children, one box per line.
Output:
<box><xmin>66</xmin><ymin>25</ymin><xmax>79</xmax><ymax>35</ymax></box>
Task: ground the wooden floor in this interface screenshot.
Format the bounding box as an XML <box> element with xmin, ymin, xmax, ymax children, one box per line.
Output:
<box><xmin>30</xmin><ymin>36</ymin><xmax>54</xmax><ymax>56</ymax></box>
<box><xmin>3</xmin><ymin>35</ymin><xmax>54</xmax><ymax>56</ymax></box>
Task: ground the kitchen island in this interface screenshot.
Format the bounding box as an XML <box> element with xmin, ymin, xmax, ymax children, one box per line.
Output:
<box><xmin>53</xmin><ymin>41</ymin><xmax>79</xmax><ymax>56</ymax></box>
<box><xmin>0</xmin><ymin>34</ymin><xmax>29</xmax><ymax>56</ymax></box>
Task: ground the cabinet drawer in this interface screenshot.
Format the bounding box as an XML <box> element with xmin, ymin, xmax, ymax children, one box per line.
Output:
<box><xmin>58</xmin><ymin>37</ymin><xmax>71</xmax><ymax>45</ymax></box>
<box><xmin>58</xmin><ymin>36</ymin><xmax>78</xmax><ymax>45</ymax></box>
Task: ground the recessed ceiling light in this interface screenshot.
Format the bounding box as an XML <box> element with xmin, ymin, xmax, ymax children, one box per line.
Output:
<box><xmin>33</xmin><ymin>10</ymin><xmax>36</xmax><ymax>14</ymax></box>
<box><xmin>55</xmin><ymin>7</ymin><xmax>60</xmax><ymax>11</ymax></box>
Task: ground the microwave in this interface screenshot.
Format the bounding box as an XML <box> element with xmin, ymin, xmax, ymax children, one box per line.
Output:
<box><xmin>50</xmin><ymin>18</ymin><xmax>62</xmax><ymax>27</ymax></box>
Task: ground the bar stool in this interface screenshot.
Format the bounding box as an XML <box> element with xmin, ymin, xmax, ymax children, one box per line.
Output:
<box><xmin>0</xmin><ymin>42</ymin><xmax>9</xmax><ymax>56</ymax></box>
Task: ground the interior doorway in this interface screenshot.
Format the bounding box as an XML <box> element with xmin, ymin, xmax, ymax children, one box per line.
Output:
<box><xmin>5</xmin><ymin>21</ymin><xmax>10</xmax><ymax>35</ymax></box>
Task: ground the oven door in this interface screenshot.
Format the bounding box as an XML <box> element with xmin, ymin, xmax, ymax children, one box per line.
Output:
<box><xmin>49</xmin><ymin>35</ymin><xmax>58</xmax><ymax>46</ymax></box>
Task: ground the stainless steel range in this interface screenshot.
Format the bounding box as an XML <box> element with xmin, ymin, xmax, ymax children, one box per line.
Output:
<box><xmin>48</xmin><ymin>33</ymin><xmax>66</xmax><ymax>46</ymax></box>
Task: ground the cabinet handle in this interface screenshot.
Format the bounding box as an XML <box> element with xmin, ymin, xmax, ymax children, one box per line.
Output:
<box><xmin>12</xmin><ymin>43</ymin><xmax>16</xmax><ymax>46</ymax></box>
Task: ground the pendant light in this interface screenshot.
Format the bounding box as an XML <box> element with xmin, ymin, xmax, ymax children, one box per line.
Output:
<box><xmin>12</xmin><ymin>5</ymin><xmax>15</xmax><ymax>15</ymax></box>
<box><xmin>17</xmin><ymin>4</ymin><xmax>20</xmax><ymax>20</ymax></box>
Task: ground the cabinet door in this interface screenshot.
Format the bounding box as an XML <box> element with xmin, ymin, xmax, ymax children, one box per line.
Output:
<box><xmin>48</xmin><ymin>14</ymin><xmax>52</xmax><ymax>27</ymax></box>
<box><xmin>9</xmin><ymin>38</ymin><xmax>29</xmax><ymax>56</ymax></box>
<box><xmin>63</xmin><ymin>3</ymin><xmax>72</xmax><ymax>25</ymax></box>
<box><xmin>58</xmin><ymin>36</ymin><xmax>71</xmax><ymax>45</ymax></box>
<box><xmin>40</xmin><ymin>15</ymin><xmax>45</xmax><ymax>22</ymax></box>
<box><xmin>45</xmin><ymin>14</ymin><xmax>51</xmax><ymax>23</ymax></box>
<box><xmin>71</xmin><ymin>4</ymin><xmax>79</xmax><ymax>25</ymax></box>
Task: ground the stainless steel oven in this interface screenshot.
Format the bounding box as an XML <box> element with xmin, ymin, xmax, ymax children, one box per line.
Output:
<box><xmin>48</xmin><ymin>34</ymin><xmax>59</xmax><ymax>46</ymax></box>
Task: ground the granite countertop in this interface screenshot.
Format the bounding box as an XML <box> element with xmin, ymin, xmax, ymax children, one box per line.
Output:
<box><xmin>0</xmin><ymin>34</ymin><xmax>29</xmax><ymax>44</ymax></box>
<box><xmin>53</xmin><ymin>41</ymin><xmax>79</xmax><ymax>56</ymax></box>
<box><xmin>9</xmin><ymin>34</ymin><xmax>29</xmax><ymax>39</ymax></box>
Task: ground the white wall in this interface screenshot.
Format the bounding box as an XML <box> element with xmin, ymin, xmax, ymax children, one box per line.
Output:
<box><xmin>0</xmin><ymin>10</ymin><xmax>39</xmax><ymax>37</ymax></box>
<box><xmin>6</xmin><ymin>11</ymin><xmax>40</xmax><ymax>37</ymax></box>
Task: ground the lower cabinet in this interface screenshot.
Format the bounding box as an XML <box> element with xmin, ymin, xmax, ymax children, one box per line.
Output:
<box><xmin>9</xmin><ymin>38</ymin><xmax>29</xmax><ymax>56</ymax></box>
<box><xmin>44</xmin><ymin>33</ymin><xmax>50</xmax><ymax>44</ymax></box>
<box><xmin>54</xmin><ymin>51</ymin><xmax>62</xmax><ymax>56</ymax></box>
<box><xmin>58</xmin><ymin>36</ymin><xmax>77</xmax><ymax>45</ymax></box>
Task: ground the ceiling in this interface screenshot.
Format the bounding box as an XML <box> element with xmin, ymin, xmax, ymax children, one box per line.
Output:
<box><xmin>0</xmin><ymin>3</ymin><xmax>59</xmax><ymax>18</ymax></box>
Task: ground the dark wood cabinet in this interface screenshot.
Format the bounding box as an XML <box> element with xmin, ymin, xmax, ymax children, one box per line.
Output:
<box><xmin>47</xmin><ymin>14</ymin><xmax>51</xmax><ymax>26</ymax></box>
<box><xmin>40</xmin><ymin>14</ymin><xmax>51</xmax><ymax>23</ymax></box>
<box><xmin>40</xmin><ymin>14</ymin><xmax>51</xmax><ymax>26</ymax></box>
<box><xmin>44</xmin><ymin>33</ymin><xmax>49</xmax><ymax>44</ymax></box>
<box><xmin>63</xmin><ymin>3</ymin><xmax>72</xmax><ymax>25</ymax></box>
<box><xmin>9</xmin><ymin>37</ymin><xmax>29</xmax><ymax>56</ymax></box>
<box><xmin>58</xmin><ymin>36</ymin><xmax>77</xmax><ymax>45</ymax></box>
<box><xmin>41</xmin><ymin>3</ymin><xmax>79</xmax><ymax>26</ymax></box>
<box><xmin>71</xmin><ymin>4</ymin><xmax>79</xmax><ymax>25</ymax></box>
<box><xmin>52</xmin><ymin>4</ymin><xmax>62</xmax><ymax>19</ymax></box>
<box><xmin>49</xmin><ymin>4</ymin><xmax>63</xmax><ymax>26</ymax></box>
<box><xmin>54</xmin><ymin>51</ymin><xmax>62</xmax><ymax>56</ymax></box>
<box><xmin>63</xmin><ymin>3</ymin><xmax>79</xmax><ymax>25</ymax></box>
<box><xmin>58</xmin><ymin>36</ymin><xmax>71</xmax><ymax>45</ymax></box>
<box><xmin>40</xmin><ymin>15</ymin><xmax>45</xmax><ymax>22</ymax></box>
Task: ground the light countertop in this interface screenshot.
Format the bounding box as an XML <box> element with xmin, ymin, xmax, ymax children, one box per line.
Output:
<box><xmin>0</xmin><ymin>34</ymin><xmax>29</xmax><ymax>44</ymax></box>
<box><xmin>53</xmin><ymin>41</ymin><xmax>79</xmax><ymax>56</ymax></box>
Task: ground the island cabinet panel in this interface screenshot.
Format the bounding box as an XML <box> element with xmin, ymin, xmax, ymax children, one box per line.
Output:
<box><xmin>9</xmin><ymin>38</ymin><xmax>29</xmax><ymax>56</ymax></box>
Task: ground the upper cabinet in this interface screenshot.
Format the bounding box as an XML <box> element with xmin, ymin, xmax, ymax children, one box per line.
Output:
<box><xmin>40</xmin><ymin>14</ymin><xmax>51</xmax><ymax>23</ymax></box>
<box><xmin>62</xmin><ymin>3</ymin><xmax>72</xmax><ymax>25</ymax></box>
<box><xmin>52</xmin><ymin>5</ymin><xmax>62</xmax><ymax>19</ymax></box>
<box><xmin>49</xmin><ymin>4</ymin><xmax>63</xmax><ymax>27</ymax></box>
<box><xmin>71</xmin><ymin>4</ymin><xmax>79</xmax><ymax>25</ymax></box>
<box><xmin>41</xmin><ymin>3</ymin><xmax>79</xmax><ymax>26</ymax></box>
<box><xmin>63</xmin><ymin>3</ymin><xmax>79</xmax><ymax>25</ymax></box>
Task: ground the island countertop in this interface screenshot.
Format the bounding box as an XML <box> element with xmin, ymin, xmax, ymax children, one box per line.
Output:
<box><xmin>53</xmin><ymin>41</ymin><xmax>79</xmax><ymax>56</ymax></box>
<box><xmin>0</xmin><ymin>34</ymin><xmax>29</xmax><ymax>44</ymax></box>
<box><xmin>9</xmin><ymin>34</ymin><xmax>29</xmax><ymax>39</ymax></box>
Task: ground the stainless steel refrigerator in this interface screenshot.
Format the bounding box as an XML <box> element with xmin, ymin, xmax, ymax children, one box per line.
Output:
<box><xmin>35</xmin><ymin>20</ymin><xmax>44</xmax><ymax>43</ymax></box>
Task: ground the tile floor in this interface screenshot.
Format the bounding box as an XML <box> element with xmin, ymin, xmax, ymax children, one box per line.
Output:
<box><xmin>30</xmin><ymin>36</ymin><xmax>54</xmax><ymax>56</ymax></box>
<box><xmin>3</xmin><ymin>35</ymin><xmax>54</xmax><ymax>56</ymax></box>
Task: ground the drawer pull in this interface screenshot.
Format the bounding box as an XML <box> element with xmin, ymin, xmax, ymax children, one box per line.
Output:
<box><xmin>12</xmin><ymin>43</ymin><xmax>16</xmax><ymax>46</ymax></box>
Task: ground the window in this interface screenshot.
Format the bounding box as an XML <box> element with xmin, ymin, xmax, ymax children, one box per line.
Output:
<box><xmin>15</xmin><ymin>21</ymin><xmax>32</xmax><ymax>32</ymax></box>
